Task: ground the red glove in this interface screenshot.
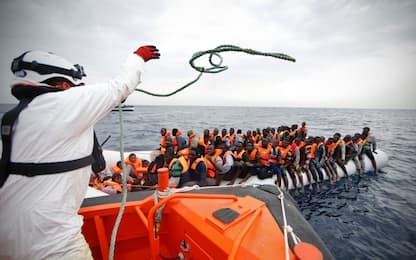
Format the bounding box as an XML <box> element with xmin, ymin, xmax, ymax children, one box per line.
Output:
<box><xmin>134</xmin><ymin>45</ymin><xmax>160</xmax><ymax>62</ymax></box>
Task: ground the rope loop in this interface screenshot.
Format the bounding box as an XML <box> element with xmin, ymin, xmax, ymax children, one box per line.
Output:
<box><xmin>135</xmin><ymin>44</ymin><xmax>295</xmax><ymax>97</ymax></box>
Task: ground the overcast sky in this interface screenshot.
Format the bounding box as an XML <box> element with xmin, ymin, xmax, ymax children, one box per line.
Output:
<box><xmin>1</xmin><ymin>0</ymin><xmax>415</xmax><ymax>109</ymax></box>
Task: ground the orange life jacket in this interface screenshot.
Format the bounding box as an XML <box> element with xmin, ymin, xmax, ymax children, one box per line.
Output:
<box><xmin>279</xmin><ymin>145</ymin><xmax>291</xmax><ymax>164</ymax></box>
<box><xmin>233</xmin><ymin>150</ymin><xmax>246</xmax><ymax>160</ymax></box>
<box><xmin>248</xmin><ymin>149</ymin><xmax>258</xmax><ymax>162</ymax></box>
<box><xmin>204</xmin><ymin>155</ymin><xmax>219</xmax><ymax>178</ymax></box>
<box><xmin>190</xmin><ymin>158</ymin><xmax>206</xmax><ymax>171</ymax></box>
<box><xmin>309</xmin><ymin>143</ymin><xmax>317</xmax><ymax>159</ymax></box>
<box><xmin>160</xmin><ymin>130</ymin><xmax>171</xmax><ymax>155</ymax></box>
<box><xmin>198</xmin><ymin>135</ymin><xmax>210</xmax><ymax>154</ymax></box>
<box><xmin>257</xmin><ymin>146</ymin><xmax>271</xmax><ymax>166</ymax></box>
<box><xmin>111</xmin><ymin>165</ymin><xmax>123</xmax><ymax>174</ymax></box>
<box><xmin>124</xmin><ymin>157</ymin><xmax>146</xmax><ymax>177</ymax></box>
<box><xmin>326</xmin><ymin>143</ymin><xmax>336</xmax><ymax>158</ymax></box>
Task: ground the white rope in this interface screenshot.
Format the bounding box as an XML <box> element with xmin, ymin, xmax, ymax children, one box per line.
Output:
<box><xmin>277</xmin><ymin>186</ymin><xmax>302</xmax><ymax>260</ymax></box>
<box><xmin>157</xmin><ymin>185</ymin><xmax>201</xmax><ymax>199</ymax></box>
<box><xmin>109</xmin><ymin>105</ymin><xmax>129</xmax><ymax>260</ymax></box>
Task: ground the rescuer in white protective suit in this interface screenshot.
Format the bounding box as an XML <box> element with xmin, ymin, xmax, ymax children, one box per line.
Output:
<box><xmin>0</xmin><ymin>45</ymin><xmax>160</xmax><ymax>259</ymax></box>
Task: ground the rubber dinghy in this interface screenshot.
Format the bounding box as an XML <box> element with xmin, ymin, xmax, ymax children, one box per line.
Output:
<box><xmin>81</xmin><ymin>184</ymin><xmax>333</xmax><ymax>259</ymax></box>
<box><xmin>101</xmin><ymin>149</ymin><xmax>388</xmax><ymax>190</ymax></box>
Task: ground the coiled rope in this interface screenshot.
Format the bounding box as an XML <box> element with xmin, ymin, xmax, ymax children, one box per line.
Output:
<box><xmin>135</xmin><ymin>44</ymin><xmax>295</xmax><ymax>97</ymax></box>
<box><xmin>109</xmin><ymin>45</ymin><xmax>296</xmax><ymax>260</ymax></box>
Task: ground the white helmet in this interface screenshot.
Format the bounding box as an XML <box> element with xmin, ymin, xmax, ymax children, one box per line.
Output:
<box><xmin>11</xmin><ymin>50</ymin><xmax>86</xmax><ymax>86</ymax></box>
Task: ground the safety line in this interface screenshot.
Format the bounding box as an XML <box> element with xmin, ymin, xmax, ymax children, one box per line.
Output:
<box><xmin>135</xmin><ymin>44</ymin><xmax>295</xmax><ymax>97</ymax></box>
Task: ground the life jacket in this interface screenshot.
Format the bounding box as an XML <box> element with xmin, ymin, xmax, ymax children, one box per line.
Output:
<box><xmin>169</xmin><ymin>156</ymin><xmax>189</xmax><ymax>176</ymax></box>
<box><xmin>222</xmin><ymin>150</ymin><xmax>233</xmax><ymax>165</ymax></box>
<box><xmin>309</xmin><ymin>143</ymin><xmax>317</xmax><ymax>159</ymax></box>
<box><xmin>362</xmin><ymin>135</ymin><xmax>374</xmax><ymax>150</ymax></box>
<box><xmin>279</xmin><ymin>145</ymin><xmax>291</xmax><ymax>164</ymax></box>
<box><xmin>332</xmin><ymin>139</ymin><xmax>344</xmax><ymax>158</ymax></box>
<box><xmin>214</xmin><ymin>148</ymin><xmax>223</xmax><ymax>157</ymax></box>
<box><xmin>103</xmin><ymin>180</ymin><xmax>123</xmax><ymax>193</ymax></box>
<box><xmin>198</xmin><ymin>135</ymin><xmax>210</xmax><ymax>154</ymax></box>
<box><xmin>190</xmin><ymin>158</ymin><xmax>205</xmax><ymax>171</ymax></box>
<box><xmin>248</xmin><ymin>149</ymin><xmax>258</xmax><ymax>162</ymax></box>
<box><xmin>160</xmin><ymin>131</ymin><xmax>171</xmax><ymax>155</ymax></box>
<box><xmin>326</xmin><ymin>143</ymin><xmax>336</xmax><ymax>158</ymax></box>
<box><xmin>291</xmin><ymin>143</ymin><xmax>297</xmax><ymax>156</ymax></box>
<box><xmin>268</xmin><ymin>147</ymin><xmax>279</xmax><ymax>165</ymax></box>
<box><xmin>297</xmin><ymin>142</ymin><xmax>307</xmax><ymax>164</ymax></box>
<box><xmin>257</xmin><ymin>146</ymin><xmax>271</xmax><ymax>166</ymax></box>
<box><xmin>233</xmin><ymin>150</ymin><xmax>246</xmax><ymax>160</ymax></box>
<box><xmin>173</xmin><ymin>130</ymin><xmax>184</xmax><ymax>153</ymax></box>
<box><xmin>124</xmin><ymin>157</ymin><xmax>146</xmax><ymax>177</ymax></box>
<box><xmin>204</xmin><ymin>155</ymin><xmax>218</xmax><ymax>178</ymax></box>
<box><xmin>315</xmin><ymin>142</ymin><xmax>324</xmax><ymax>160</ymax></box>
<box><xmin>111</xmin><ymin>165</ymin><xmax>123</xmax><ymax>174</ymax></box>
<box><xmin>0</xmin><ymin>85</ymin><xmax>104</xmax><ymax>188</ymax></box>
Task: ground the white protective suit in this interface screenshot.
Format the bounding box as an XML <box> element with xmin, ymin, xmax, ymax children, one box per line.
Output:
<box><xmin>0</xmin><ymin>54</ymin><xmax>145</xmax><ymax>259</ymax></box>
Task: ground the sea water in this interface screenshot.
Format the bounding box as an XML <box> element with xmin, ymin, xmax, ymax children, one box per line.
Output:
<box><xmin>1</xmin><ymin>104</ymin><xmax>415</xmax><ymax>259</ymax></box>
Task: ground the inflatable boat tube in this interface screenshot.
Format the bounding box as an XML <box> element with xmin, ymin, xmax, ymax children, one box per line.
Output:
<box><xmin>101</xmin><ymin>149</ymin><xmax>388</xmax><ymax>190</ymax></box>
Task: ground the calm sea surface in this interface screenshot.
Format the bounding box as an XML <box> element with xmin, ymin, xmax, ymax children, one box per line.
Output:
<box><xmin>1</xmin><ymin>104</ymin><xmax>415</xmax><ymax>259</ymax></box>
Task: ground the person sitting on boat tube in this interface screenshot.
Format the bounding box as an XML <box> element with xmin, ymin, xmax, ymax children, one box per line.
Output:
<box><xmin>102</xmin><ymin>173</ymin><xmax>132</xmax><ymax>194</ymax></box>
<box><xmin>204</xmin><ymin>143</ymin><xmax>233</xmax><ymax>186</ymax></box>
<box><xmin>112</xmin><ymin>160</ymin><xmax>136</xmax><ymax>184</ymax></box>
<box><xmin>124</xmin><ymin>153</ymin><xmax>147</xmax><ymax>182</ymax></box>
<box><xmin>361</xmin><ymin>127</ymin><xmax>378</xmax><ymax>175</ymax></box>
<box><xmin>238</xmin><ymin>142</ymin><xmax>261</xmax><ymax>184</ymax></box>
<box><xmin>0</xmin><ymin>45</ymin><xmax>160</xmax><ymax>259</ymax></box>
<box><xmin>160</xmin><ymin>128</ymin><xmax>173</xmax><ymax>155</ymax></box>
<box><xmin>172</xmin><ymin>128</ymin><xmax>187</xmax><ymax>155</ymax></box>
<box><xmin>177</xmin><ymin>148</ymin><xmax>208</xmax><ymax>187</ymax></box>
<box><xmin>227</xmin><ymin>141</ymin><xmax>249</xmax><ymax>185</ymax></box>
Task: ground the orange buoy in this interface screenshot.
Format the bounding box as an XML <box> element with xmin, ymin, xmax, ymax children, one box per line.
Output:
<box><xmin>157</xmin><ymin>167</ymin><xmax>169</xmax><ymax>192</ymax></box>
<box><xmin>294</xmin><ymin>242</ymin><xmax>323</xmax><ymax>260</ymax></box>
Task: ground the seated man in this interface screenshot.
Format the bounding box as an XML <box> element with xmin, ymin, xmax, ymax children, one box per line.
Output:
<box><xmin>111</xmin><ymin>160</ymin><xmax>136</xmax><ymax>184</ymax></box>
<box><xmin>178</xmin><ymin>148</ymin><xmax>208</xmax><ymax>187</ymax></box>
<box><xmin>239</xmin><ymin>142</ymin><xmax>261</xmax><ymax>184</ymax></box>
<box><xmin>228</xmin><ymin>141</ymin><xmax>248</xmax><ymax>185</ymax></box>
<box><xmin>215</xmin><ymin>143</ymin><xmax>234</xmax><ymax>185</ymax></box>
<box><xmin>124</xmin><ymin>153</ymin><xmax>147</xmax><ymax>183</ymax></box>
<box><xmin>204</xmin><ymin>143</ymin><xmax>234</xmax><ymax>186</ymax></box>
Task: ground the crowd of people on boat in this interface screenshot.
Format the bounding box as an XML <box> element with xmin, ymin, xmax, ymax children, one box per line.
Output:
<box><xmin>90</xmin><ymin>122</ymin><xmax>378</xmax><ymax>195</ymax></box>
